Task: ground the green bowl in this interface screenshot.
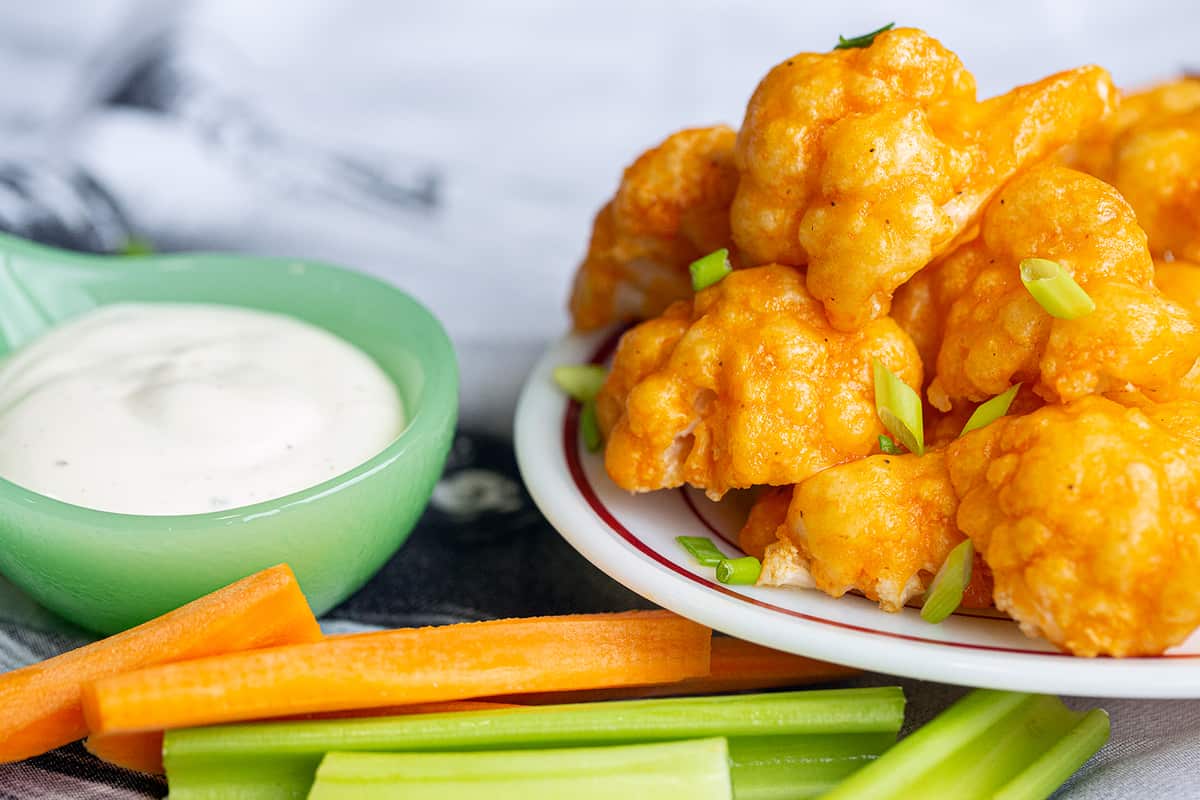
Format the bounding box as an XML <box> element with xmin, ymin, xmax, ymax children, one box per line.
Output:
<box><xmin>0</xmin><ymin>234</ymin><xmax>457</xmax><ymax>635</ymax></box>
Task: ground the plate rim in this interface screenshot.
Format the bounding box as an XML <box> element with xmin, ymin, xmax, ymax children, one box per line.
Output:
<box><xmin>515</xmin><ymin>329</ymin><xmax>1200</xmax><ymax>698</ymax></box>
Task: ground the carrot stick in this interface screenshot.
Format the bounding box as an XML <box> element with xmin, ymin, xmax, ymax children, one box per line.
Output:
<box><xmin>83</xmin><ymin>701</ymin><xmax>522</xmax><ymax>775</ymax></box>
<box><xmin>82</xmin><ymin>611</ymin><xmax>711</xmax><ymax>735</ymax></box>
<box><xmin>0</xmin><ymin>564</ymin><xmax>320</xmax><ymax>763</ymax></box>
<box><xmin>84</xmin><ymin>731</ymin><xmax>164</xmax><ymax>775</ymax></box>
<box><xmin>489</xmin><ymin>637</ymin><xmax>858</xmax><ymax>704</ymax></box>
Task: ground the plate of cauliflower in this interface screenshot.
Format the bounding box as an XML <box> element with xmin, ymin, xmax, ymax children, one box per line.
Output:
<box><xmin>516</xmin><ymin>25</ymin><xmax>1200</xmax><ymax>696</ymax></box>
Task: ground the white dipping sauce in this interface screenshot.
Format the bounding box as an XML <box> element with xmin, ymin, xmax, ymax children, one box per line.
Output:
<box><xmin>0</xmin><ymin>303</ymin><xmax>404</xmax><ymax>515</ymax></box>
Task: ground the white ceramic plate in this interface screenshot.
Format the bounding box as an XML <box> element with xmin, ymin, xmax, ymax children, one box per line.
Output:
<box><xmin>515</xmin><ymin>329</ymin><xmax>1200</xmax><ymax>698</ymax></box>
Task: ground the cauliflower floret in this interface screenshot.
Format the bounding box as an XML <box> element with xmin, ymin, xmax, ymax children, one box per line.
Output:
<box><xmin>732</xmin><ymin>26</ymin><xmax>1114</xmax><ymax>330</ymax></box>
<box><xmin>1065</xmin><ymin>77</ymin><xmax>1200</xmax><ymax>179</ymax></box>
<box><xmin>927</xmin><ymin>164</ymin><xmax>1200</xmax><ymax>410</ymax></box>
<box><xmin>1067</xmin><ymin>78</ymin><xmax>1200</xmax><ymax>260</ymax></box>
<box><xmin>754</xmin><ymin>451</ymin><xmax>993</xmax><ymax>611</ymax></box>
<box><xmin>737</xmin><ymin>485</ymin><xmax>792</xmax><ymax>560</ymax></box>
<box><xmin>569</xmin><ymin>126</ymin><xmax>739</xmax><ymax>330</ymax></box>
<box><xmin>890</xmin><ymin>244</ymin><xmax>981</xmax><ymax>380</ymax></box>
<box><xmin>1110</xmin><ymin>108</ymin><xmax>1200</xmax><ymax>262</ymax></box>
<box><xmin>597</xmin><ymin>264</ymin><xmax>922</xmax><ymax>499</ymax></box>
<box><xmin>945</xmin><ymin>396</ymin><xmax>1200</xmax><ymax>656</ymax></box>
<box><xmin>782</xmin><ymin>451</ymin><xmax>991</xmax><ymax>611</ymax></box>
<box><xmin>1156</xmin><ymin>259</ymin><xmax>1200</xmax><ymax>313</ymax></box>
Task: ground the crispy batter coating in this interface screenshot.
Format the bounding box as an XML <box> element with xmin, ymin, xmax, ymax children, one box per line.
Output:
<box><xmin>732</xmin><ymin>27</ymin><xmax>1115</xmax><ymax>330</ymax></box>
<box><xmin>738</xmin><ymin>485</ymin><xmax>792</xmax><ymax>560</ymax></box>
<box><xmin>1156</xmin><ymin>259</ymin><xmax>1200</xmax><ymax>313</ymax></box>
<box><xmin>927</xmin><ymin>164</ymin><xmax>1200</xmax><ymax>410</ymax></box>
<box><xmin>1110</xmin><ymin>108</ymin><xmax>1200</xmax><ymax>262</ymax></box>
<box><xmin>1067</xmin><ymin>79</ymin><xmax>1200</xmax><ymax>260</ymax></box>
<box><xmin>946</xmin><ymin>396</ymin><xmax>1200</xmax><ymax>656</ymax></box>
<box><xmin>597</xmin><ymin>264</ymin><xmax>922</xmax><ymax>499</ymax></box>
<box><xmin>753</xmin><ymin>451</ymin><xmax>993</xmax><ymax>610</ymax></box>
<box><xmin>1065</xmin><ymin>77</ymin><xmax>1200</xmax><ymax>178</ymax></box>
<box><xmin>891</xmin><ymin>246</ymin><xmax>979</xmax><ymax>380</ymax></box>
<box><xmin>569</xmin><ymin>126</ymin><xmax>739</xmax><ymax>330</ymax></box>
<box><xmin>787</xmin><ymin>451</ymin><xmax>963</xmax><ymax>611</ymax></box>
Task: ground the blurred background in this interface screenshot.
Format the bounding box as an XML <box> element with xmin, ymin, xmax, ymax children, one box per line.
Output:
<box><xmin>1</xmin><ymin>0</ymin><xmax>1195</xmax><ymax>432</ymax></box>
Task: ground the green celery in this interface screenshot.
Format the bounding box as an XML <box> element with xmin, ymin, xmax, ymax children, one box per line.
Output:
<box><xmin>307</xmin><ymin>738</ymin><xmax>733</xmax><ymax>800</ymax></box>
<box><xmin>165</xmin><ymin>688</ymin><xmax>904</xmax><ymax>800</ymax></box>
<box><xmin>820</xmin><ymin>690</ymin><xmax>1109</xmax><ymax>800</ymax></box>
<box><xmin>992</xmin><ymin>708</ymin><xmax>1110</xmax><ymax>800</ymax></box>
<box><xmin>728</xmin><ymin>733</ymin><xmax>895</xmax><ymax>800</ymax></box>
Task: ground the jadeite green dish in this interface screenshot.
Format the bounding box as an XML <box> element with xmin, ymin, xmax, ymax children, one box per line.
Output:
<box><xmin>0</xmin><ymin>233</ymin><xmax>457</xmax><ymax>635</ymax></box>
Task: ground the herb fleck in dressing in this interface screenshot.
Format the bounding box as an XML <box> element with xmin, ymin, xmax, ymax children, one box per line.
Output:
<box><xmin>0</xmin><ymin>303</ymin><xmax>404</xmax><ymax>515</ymax></box>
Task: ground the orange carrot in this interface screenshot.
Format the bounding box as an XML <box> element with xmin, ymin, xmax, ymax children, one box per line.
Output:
<box><xmin>0</xmin><ymin>564</ymin><xmax>320</xmax><ymax>763</ymax></box>
<box><xmin>82</xmin><ymin>611</ymin><xmax>711</xmax><ymax>735</ymax></box>
<box><xmin>490</xmin><ymin>637</ymin><xmax>858</xmax><ymax>703</ymax></box>
<box><xmin>84</xmin><ymin>731</ymin><xmax>164</xmax><ymax>775</ymax></box>
<box><xmin>83</xmin><ymin>700</ymin><xmax>521</xmax><ymax>775</ymax></box>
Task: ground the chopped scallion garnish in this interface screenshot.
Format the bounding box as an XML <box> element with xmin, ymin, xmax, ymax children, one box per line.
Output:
<box><xmin>676</xmin><ymin>536</ymin><xmax>727</xmax><ymax>567</ymax></box>
<box><xmin>579</xmin><ymin>400</ymin><xmax>603</xmax><ymax>453</ymax></box>
<box><xmin>878</xmin><ymin>435</ymin><xmax>904</xmax><ymax>455</ymax></box>
<box><xmin>554</xmin><ymin>364</ymin><xmax>608</xmax><ymax>403</ymax></box>
<box><xmin>959</xmin><ymin>384</ymin><xmax>1021</xmax><ymax>437</ymax></box>
<box><xmin>1019</xmin><ymin>258</ymin><xmax>1096</xmax><ymax>319</ymax></box>
<box><xmin>872</xmin><ymin>359</ymin><xmax>925</xmax><ymax>456</ymax></box>
<box><xmin>689</xmin><ymin>248</ymin><xmax>732</xmax><ymax>291</ymax></box>
<box><xmin>716</xmin><ymin>556</ymin><xmax>762</xmax><ymax>585</ymax></box>
<box><xmin>834</xmin><ymin>23</ymin><xmax>895</xmax><ymax>50</ymax></box>
<box><xmin>920</xmin><ymin>539</ymin><xmax>974</xmax><ymax>624</ymax></box>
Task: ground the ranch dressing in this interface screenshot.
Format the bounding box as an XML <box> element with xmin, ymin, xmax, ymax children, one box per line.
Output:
<box><xmin>0</xmin><ymin>303</ymin><xmax>404</xmax><ymax>515</ymax></box>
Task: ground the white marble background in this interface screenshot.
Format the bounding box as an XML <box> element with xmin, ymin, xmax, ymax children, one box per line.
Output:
<box><xmin>2</xmin><ymin>0</ymin><xmax>1197</xmax><ymax>431</ymax></box>
<box><xmin>0</xmin><ymin>4</ymin><xmax>1197</xmax><ymax>796</ymax></box>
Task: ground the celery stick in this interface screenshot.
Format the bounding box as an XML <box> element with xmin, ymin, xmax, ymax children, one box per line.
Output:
<box><xmin>728</xmin><ymin>733</ymin><xmax>895</xmax><ymax>800</ymax></box>
<box><xmin>307</xmin><ymin>739</ymin><xmax>733</xmax><ymax>800</ymax></box>
<box><xmin>820</xmin><ymin>690</ymin><xmax>1109</xmax><ymax>800</ymax></box>
<box><xmin>165</xmin><ymin>689</ymin><xmax>904</xmax><ymax>800</ymax></box>
<box><xmin>993</xmin><ymin>709</ymin><xmax>1110</xmax><ymax>800</ymax></box>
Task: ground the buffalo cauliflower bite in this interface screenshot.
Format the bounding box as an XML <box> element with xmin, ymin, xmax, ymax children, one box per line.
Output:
<box><xmin>737</xmin><ymin>485</ymin><xmax>793</xmax><ymax>560</ymax></box>
<box><xmin>569</xmin><ymin>126</ymin><xmax>739</xmax><ymax>330</ymax></box>
<box><xmin>732</xmin><ymin>26</ymin><xmax>1115</xmax><ymax>330</ymax></box>
<box><xmin>946</xmin><ymin>397</ymin><xmax>1200</xmax><ymax>656</ymax></box>
<box><xmin>1067</xmin><ymin>78</ymin><xmax>1200</xmax><ymax>260</ymax></box>
<box><xmin>754</xmin><ymin>451</ymin><xmax>993</xmax><ymax>611</ymax></box>
<box><xmin>1109</xmin><ymin>108</ymin><xmax>1200</xmax><ymax>262</ymax></box>
<box><xmin>1065</xmin><ymin>77</ymin><xmax>1200</xmax><ymax>179</ymax></box>
<box><xmin>927</xmin><ymin>164</ymin><xmax>1200</xmax><ymax>410</ymax></box>
<box><xmin>1155</xmin><ymin>259</ymin><xmax>1200</xmax><ymax>313</ymax></box>
<box><xmin>597</xmin><ymin>264</ymin><xmax>922</xmax><ymax>499</ymax></box>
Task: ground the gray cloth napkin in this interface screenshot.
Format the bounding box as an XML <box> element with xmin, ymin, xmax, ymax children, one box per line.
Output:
<box><xmin>0</xmin><ymin>2</ymin><xmax>1198</xmax><ymax>797</ymax></box>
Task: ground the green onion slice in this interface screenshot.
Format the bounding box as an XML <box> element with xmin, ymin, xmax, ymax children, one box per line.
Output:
<box><xmin>676</xmin><ymin>536</ymin><xmax>726</xmax><ymax>567</ymax></box>
<box><xmin>579</xmin><ymin>400</ymin><xmax>603</xmax><ymax>453</ymax></box>
<box><xmin>689</xmin><ymin>248</ymin><xmax>732</xmax><ymax>291</ymax></box>
<box><xmin>959</xmin><ymin>383</ymin><xmax>1021</xmax><ymax>437</ymax></box>
<box><xmin>873</xmin><ymin>359</ymin><xmax>925</xmax><ymax>456</ymax></box>
<box><xmin>553</xmin><ymin>364</ymin><xmax>608</xmax><ymax>403</ymax></box>
<box><xmin>716</xmin><ymin>556</ymin><xmax>762</xmax><ymax>585</ymax></box>
<box><xmin>1019</xmin><ymin>258</ymin><xmax>1096</xmax><ymax>319</ymax></box>
<box><xmin>878</xmin><ymin>435</ymin><xmax>904</xmax><ymax>455</ymax></box>
<box><xmin>834</xmin><ymin>22</ymin><xmax>895</xmax><ymax>50</ymax></box>
<box><xmin>920</xmin><ymin>539</ymin><xmax>974</xmax><ymax>624</ymax></box>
